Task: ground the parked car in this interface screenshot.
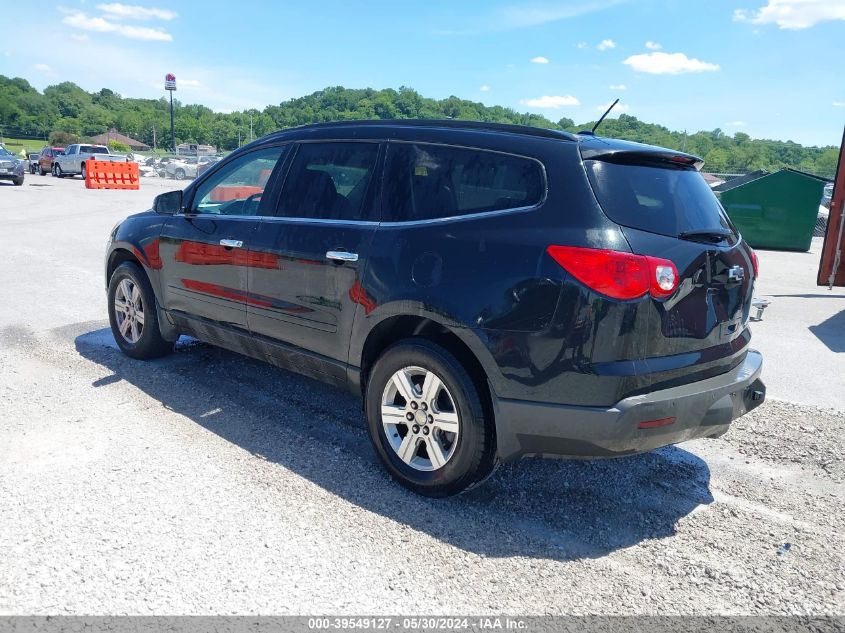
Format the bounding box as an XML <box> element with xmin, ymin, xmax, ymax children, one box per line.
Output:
<box><xmin>195</xmin><ymin>155</ymin><xmax>222</xmax><ymax>179</ymax></box>
<box><xmin>821</xmin><ymin>182</ymin><xmax>834</xmax><ymax>209</ymax></box>
<box><xmin>0</xmin><ymin>146</ymin><xmax>25</xmax><ymax>185</ymax></box>
<box><xmin>53</xmin><ymin>144</ymin><xmax>127</xmax><ymax>179</ymax></box>
<box><xmin>27</xmin><ymin>152</ymin><xmax>40</xmax><ymax>174</ymax></box>
<box><xmin>165</xmin><ymin>157</ymin><xmax>198</xmax><ymax>180</ymax></box>
<box><xmin>105</xmin><ymin>119</ymin><xmax>765</xmax><ymax>497</ymax></box>
<box><xmin>37</xmin><ymin>146</ymin><xmax>65</xmax><ymax>176</ymax></box>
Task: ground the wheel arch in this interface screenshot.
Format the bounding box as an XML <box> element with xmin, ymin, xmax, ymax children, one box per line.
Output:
<box><xmin>356</xmin><ymin>315</ymin><xmax>497</xmax><ymax>435</ymax></box>
<box><xmin>106</xmin><ymin>246</ymin><xmax>179</xmax><ymax>342</ymax></box>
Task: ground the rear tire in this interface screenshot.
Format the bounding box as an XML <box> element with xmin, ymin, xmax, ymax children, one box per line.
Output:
<box><xmin>365</xmin><ymin>339</ymin><xmax>495</xmax><ymax>497</ymax></box>
<box><xmin>81</xmin><ymin>163</ymin><xmax>86</xmax><ymax>180</ymax></box>
<box><xmin>175</xmin><ymin>168</ymin><xmax>186</xmax><ymax>180</ymax></box>
<box><xmin>107</xmin><ymin>262</ymin><xmax>173</xmax><ymax>360</ymax></box>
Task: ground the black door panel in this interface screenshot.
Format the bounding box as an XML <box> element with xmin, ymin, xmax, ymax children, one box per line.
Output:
<box><xmin>246</xmin><ymin>141</ymin><xmax>382</xmax><ymax>366</ymax></box>
<box><xmin>157</xmin><ymin>145</ymin><xmax>289</xmax><ymax>330</ymax></box>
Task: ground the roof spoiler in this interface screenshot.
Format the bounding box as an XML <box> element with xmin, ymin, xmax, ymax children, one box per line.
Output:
<box><xmin>581</xmin><ymin>146</ymin><xmax>705</xmax><ymax>171</ymax></box>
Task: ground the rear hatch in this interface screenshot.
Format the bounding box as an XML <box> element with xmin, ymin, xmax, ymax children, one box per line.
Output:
<box><xmin>581</xmin><ymin>138</ymin><xmax>756</xmax><ymax>388</ymax></box>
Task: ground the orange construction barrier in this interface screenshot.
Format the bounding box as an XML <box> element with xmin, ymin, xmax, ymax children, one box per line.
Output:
<box><xmin>85</xmin><ymin>159</ymin><xmax>140</xmax><ymax>190</ymax></box>
<box><xmin>209</xmin><ymin>185</ymin><xmax>263</xmax><ymax>202</ymax></box>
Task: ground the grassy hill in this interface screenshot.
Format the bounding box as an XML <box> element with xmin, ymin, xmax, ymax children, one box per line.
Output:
<box><xmin>0</xmin><ymin>76</ymin><xmax>838</xmax><ymax>177</ymax></box>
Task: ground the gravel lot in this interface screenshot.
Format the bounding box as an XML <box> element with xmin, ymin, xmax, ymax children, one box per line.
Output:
<box><xmin>0</xmin><ymin>175</ymin><xmax>843</xmax><ymax>615</ymax></box>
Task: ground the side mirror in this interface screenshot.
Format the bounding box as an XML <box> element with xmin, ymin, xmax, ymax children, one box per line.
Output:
<box><xmin>153</xmin><ymin>190</ymin><xmax>183</xmax><ymax>215</ymax></box>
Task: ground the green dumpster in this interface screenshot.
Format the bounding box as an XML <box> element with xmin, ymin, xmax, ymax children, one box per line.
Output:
<box><xmin>714</xmin><ymin>168</ymin><xmax>828</xmax><ymax>251</ymax></box>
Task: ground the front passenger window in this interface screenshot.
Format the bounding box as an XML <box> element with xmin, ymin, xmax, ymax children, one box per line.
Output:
<box><xmin>191</xmin><ymin>146</ymin><xmax>286</xmax><ymax>216</ymax></box>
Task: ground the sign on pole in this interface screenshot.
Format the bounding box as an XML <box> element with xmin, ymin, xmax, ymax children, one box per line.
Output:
<box><xmin>165</xmin><ymin>73</ymin><xmax>176</xmax><ymax>91</ymax></box>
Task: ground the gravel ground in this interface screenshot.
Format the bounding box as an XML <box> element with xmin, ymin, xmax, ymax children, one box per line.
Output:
<box><xmin>0</xmin><ymin>176</ymin><xmax>844</xmax><ymax>615</ymax></box>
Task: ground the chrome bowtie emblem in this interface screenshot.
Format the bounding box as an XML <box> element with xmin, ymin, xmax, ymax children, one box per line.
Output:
<box><xmin>728</xmin><ymin>265</ymin><xmax>745</xmax><ymax>282</ymax></box>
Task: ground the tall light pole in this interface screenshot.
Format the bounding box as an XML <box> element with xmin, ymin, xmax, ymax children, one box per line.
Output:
<box><xmin>165</xmin><ymin>73</ymin><xmax>176</xmax><ymax>152</ymax></box>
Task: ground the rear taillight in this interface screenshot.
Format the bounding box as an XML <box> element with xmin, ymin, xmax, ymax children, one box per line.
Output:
<box><xmin>750</xmin><ymin>248</ymin><xmax>759</xmax><ymax>278</ymax></box>
<box><xmin>546</xmin><ymin>245</ymin><xmax>679</xmax><ymax>300</ymax></box>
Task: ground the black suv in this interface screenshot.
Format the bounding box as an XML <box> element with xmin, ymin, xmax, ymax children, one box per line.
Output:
<box><xmin>105</xmin><ymin>120</ymin><xmax>765</xmax><ymax>496</ymax></box>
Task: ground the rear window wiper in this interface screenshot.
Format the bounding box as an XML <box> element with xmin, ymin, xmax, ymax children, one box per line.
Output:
<box><xmin>678</xmin><ymin>229</ymin><xmax>733</xmax><ymax>243</ymax></box>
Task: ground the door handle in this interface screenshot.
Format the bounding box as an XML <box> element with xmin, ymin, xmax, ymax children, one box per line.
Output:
<box><xmin>220</xmin><ymin>239</ymin><xmax>243</xmax><ymax>249</ymax></box>
<box><xmin>326</xmin><ymin>250</ymin><xmax>359</xmax><ymax>263</ymax></box>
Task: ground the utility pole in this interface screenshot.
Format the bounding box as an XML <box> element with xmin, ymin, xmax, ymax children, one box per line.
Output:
<box><xmin>152</xmin><ymin>125</ymin><xmax>157</xmax><ymax>152</ymax></box>
<box><xmin>249</xmin><ymin>112</ymin><xmax>254</xmax><ymax>143</ymax></box>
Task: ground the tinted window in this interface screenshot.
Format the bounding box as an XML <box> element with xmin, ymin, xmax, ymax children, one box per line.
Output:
<box><xmin>191</xmin><ymin>146</ymin><xmax>286</xmax><ymax>216</ymax></box>
<box><xmin>277</xmin><ymin>142</ymin><xmax>379</xmax><ymax>221</ymax></box>
<box><xmin>585</xmin><ymin>160</ymin><xmax>731</xmax><ymax>238</ymax></box>
<box><xmin>81</xmin><ymin>145</ymin><xmax>108</xmax><ymax>154</ymax></box>
<box><xmin>383</xmin><ymin>143</ymin><xmax>544</xmax><ymax>222</ymax></box>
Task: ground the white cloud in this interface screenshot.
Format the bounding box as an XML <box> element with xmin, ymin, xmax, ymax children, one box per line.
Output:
<box><xmin>96</xmin><ymin>3</ymin><xmax>178</xmax><ymax>20</ymax></box>
<box><xmin>62</xmin><ymin>10</ymin><xmax>173</xmax><ymax>41</ymax></box>
<box><xmin>727</xmin><ymin>120</ymin><xmax>747</xmax><ymax>126</ymax></box>
<box><xmin>71</xmin><ymin>33</ymin><xmax>90</xmax><ymax>41</ymax></box>
<box><xmin>734</xmin><ymin>0</ymin><xmax>845</xmax><ymax>29</ymax></box>
<box><xmin>597</xmin><ymin>39</ymin><xmax>616</xmax><ymax>51</ymax></box>
<box><xmin>530</xmin><ymin>56</ymin><xmax>550</xmax><ymax>64</ymax></box>
<box><xmin>596</xmin><ymin>101</ymin><xmax>630</xmax><ymax>114</ymax></box>
<box><xmin>645</xmin><ymin>40</ymin><xmax>662</xmax><ymax>49</ymax></box>
<box><xmin>609</xmin><ymin>83</ymin><xmax>627</xmax><ymax>90</ymax></box>
<box><xmin>623</xmin><ymin>51</ymin><xmax>720</xmax><ymax>74</ymax></box>
<box><xmin>833</xmin><ymin>101</ymin><xmax>845</xmax><ymax>107</ymax></box>
<box><xmin>179</xmin><ymin>78</ymin><xmax>202</xmax><ymax>87</ymax></box>
<box><xmin>577</xmin><ymin>41</ymin><xmax>588</xmax><ymax>48</ymax></box>
<box><xmin>521</xmin><ymin>95</ymin><xmax>580</xmax><ymax>108</ymax></box>
<box><xmin>479</xmin><ymin>84</ymin><xmax>491</xmax><ymax>92</ymax></box>
<box><xmin>34</xmin><ymin>63</ymin><xmax>53</xmax><ymax>72</ymax></box>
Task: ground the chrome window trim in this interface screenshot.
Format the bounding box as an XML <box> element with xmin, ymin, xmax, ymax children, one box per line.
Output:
<box><xmin>259</xmin><ymin>216</ymin><xmax>380</xmax><ymax>227</ymax></box>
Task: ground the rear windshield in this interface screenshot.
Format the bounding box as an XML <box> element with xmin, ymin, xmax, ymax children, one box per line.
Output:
<box><xmin>584</xmin><ymin>160</ymin><xmax>731</xmax><ymax>238</ymax></box>
<box><xmin>81</xmin><ymin>145</ymin><xmax>108</xmax><ymax>154</ymax></box>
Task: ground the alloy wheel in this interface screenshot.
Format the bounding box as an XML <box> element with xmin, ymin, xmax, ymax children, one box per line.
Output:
<box><xmin>380</xmin><ymin>366</ymin><xmax>460</xmax><ymax>471</ymax></box>
<box><xmin>113</xmin><ymin>278</ymin><xmax>145</xmax><ymax>344</ymax></box>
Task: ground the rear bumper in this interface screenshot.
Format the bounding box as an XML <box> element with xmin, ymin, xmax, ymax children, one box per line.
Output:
<box><xmin>493</xmin><ymin>349</ymin><xmax>764</xmax><ymax>460</ymax></box>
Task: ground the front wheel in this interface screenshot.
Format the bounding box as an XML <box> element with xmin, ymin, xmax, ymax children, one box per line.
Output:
<box><xmin>107</xmin><ymin>262</ymin><xmax>173</xmax><ymax>360</ymax></box>
<box><xmin>174</xmin><ymin>168</ymin><xmax>186</xmax><ymax>180</ymax></box>
<box><xmin>365</xmin><ymin>339</ymin><xmax>496</xmax><ymax>497</ymax></box>
<box><xmin>81</xmin><ymin>163</ymin><xmax>86</xmax><ymax>180</ymax></box>
<box><xmin>39</xmin><ymin>165</ymin><xmax>46</xmax><ymax>176</ymax></box>
<box><xmin>13</xmin><ymin>176</ymin><xmax>23</xmax><ymax>186</ymax></box>
<box><xmin>53</xmin><ymin>164</ymin><xmax>63</xmax><ymax>178</ymax></box>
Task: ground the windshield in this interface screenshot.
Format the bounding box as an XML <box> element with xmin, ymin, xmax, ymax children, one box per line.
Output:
<box><xmin>0</xmin><ymin>147</ymin><xmax>13</xmax><ymax>157</ymax></box>
<box><xmin>585</xmin><ymin>160</ymin><xmax>732</xmax><ymax>238</ymax></box>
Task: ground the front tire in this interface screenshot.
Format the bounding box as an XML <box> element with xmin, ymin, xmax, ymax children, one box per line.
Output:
<box><xmin>53</xmin><ymin>164</ymin><xmax>63</xmax><ymax>178</ymax></box>
<box><xmin>39</xmin><ymin>164</ymin><xmax>46</xmax><ymax>176</ymax></box>
<box><xmin>107</xmin><ymin>262</ymin><xmax>173</xmax><ymax>360</ymax></box>
<box><xmin>174</xmin><ymin>168</ymin><xmax>186</xmax><ymax>180</ymax></box>
<box><xmin>81</xmin><ymin>163</ymin><xmax>86</xmax><ymax>180</ymax></box>
<box><xmin>365</xmin><ymin>339</ymin><xmax>496</xmax><ymax>497</ymax></box>
<box><xmin>12</xmin><ymin>176</ymin><xmax>23</xmax><ymax>186</ymax></box>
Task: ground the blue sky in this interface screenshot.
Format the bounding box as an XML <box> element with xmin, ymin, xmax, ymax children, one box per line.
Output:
<box><xmin>3</xmin><ymin>0</ymin><xmax>845</xmax><ymax>146</ymax></box>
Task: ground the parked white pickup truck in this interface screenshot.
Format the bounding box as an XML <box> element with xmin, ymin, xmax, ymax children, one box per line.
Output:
<box><xmin>52</xmin><ymin>144</ymin><xmax>127</xmax><ymax>179</ymax></box>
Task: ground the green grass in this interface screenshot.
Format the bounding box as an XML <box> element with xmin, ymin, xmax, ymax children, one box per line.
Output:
<box><xmin>0</xmin><ymin>137</ymin><xmax>48</xmax><ymax>155</ymax></box>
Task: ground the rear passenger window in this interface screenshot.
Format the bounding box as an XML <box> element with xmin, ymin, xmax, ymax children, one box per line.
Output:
<box><xmin>277</xmin><ymin>142</ymin><xmax>379</xmax><ymax>221</ymax></box>
<box><xmin>383</xmin><ymin>143</ymin><xmax>545</xmax><ymax>222</ymax></box>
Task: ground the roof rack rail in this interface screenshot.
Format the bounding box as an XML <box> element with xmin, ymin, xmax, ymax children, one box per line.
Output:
<box><xmin>286</xmin><ymin>119</ymin><xmax>579</xmax><ymax>142</ymax></box>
